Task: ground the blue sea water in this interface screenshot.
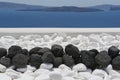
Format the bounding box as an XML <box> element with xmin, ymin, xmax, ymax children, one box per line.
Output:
<box><xmin>0</xmin><ymin>9</ymin><xmax>120</xmax><ymax>28</ymax></box>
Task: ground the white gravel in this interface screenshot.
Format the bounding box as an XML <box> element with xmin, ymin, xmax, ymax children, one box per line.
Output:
<box><xmin>0</xmin><ymin>33</ymin><xmax>120</xmax><ymax>51</ymax></box>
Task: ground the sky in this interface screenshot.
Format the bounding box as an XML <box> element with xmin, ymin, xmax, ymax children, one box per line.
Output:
<box><xmin>0</xmin><ymin>0</ymin><xmax>120</xmax><ymax>7</ymax></box>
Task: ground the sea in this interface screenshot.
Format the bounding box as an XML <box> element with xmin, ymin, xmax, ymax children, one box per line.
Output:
<box><xmin>0</xmin><ymin>9</ymin><xmax>120</xmax><ymax>28</ymax></box>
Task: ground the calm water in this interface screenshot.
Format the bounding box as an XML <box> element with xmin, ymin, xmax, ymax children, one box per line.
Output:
<box><xmin>0</xmin><ymin>9</ymin><xmax>120</xmax><ymax>28</ymax></box>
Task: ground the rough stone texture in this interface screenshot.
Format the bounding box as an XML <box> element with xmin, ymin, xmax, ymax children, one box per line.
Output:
<box><xmin>54</xmin><ymin>57</ymin><xmax>63</xmax><ymax>67</ymax></box>
<box><xmin>51</xmin><ymin>44</ymin><xmax>64</xmax><ymax>57</ymax></box>
<box><xmin>0</xmin><ymin>57</ymin><xmax>11</xmax><ymax>67</ymax></box>
<box><xmin>42</xmin><ymin>52</ymin><xmax>55</xmax><ymax>63</ymax></box>
<box><xmin>112</xmin><ymin>56</ymin><xmax>120</xmax><ymax>70</ymax></box>
<box><xmin>89</xmin><ymin>49</ymin><xmax>99</xmax><ymax>57</ymax></box>
<box><xmin>12</xmin><ymin>54</ymin><xmax>29</xmax><ymax>68</ymax></box>
<box><xmin>73</xmin><ymin>57</ymin><xmax>82</xmax><ymax>64</ymax></box>
<box><xmin>22</xmin><ymin>49</ymin><xmax>29</xmax><ymax>56</ymax></box>
<box><xmin>62</xmin><ymin>55</ymin><xmax>74</xmax><ymax>67</ymax></box>
<box><xmin>95</xmin><ymin>51</ymin><xmax>111</xmax><ymax>69</ymax></box>
<box><xmin>65</xmin><ymin>44</ymin><xmax>80</xmax><ymax>59</ymax></box>
<box><xmin>37</xmin><ymin>47</ymin><xmax>50</xmax><ymax>56</ymax></box>
<box><xmin>29</xmin><ymin>47</ymin><xmax>42</xmax><ymax>55</ymax></box>
<box><xmin>81</xmin><ymin>50</ymin><xmax>97</xmax><ymax>70</ymax></box>
<box><xmin>0</xmin><ymin>48</ymin><xmax>7</xmax><ymax>58</ymax></box>
<box><xmin>108</xmin><ymin>46</ymin><xmax>119</xmax><ymax>59</ymax></box>
<box><xmin>7</xmin><ymin>45</ymin><xmax>22</xmax><ymax>59</ymax></box>
<box><xmin>29</xmin><ymin>54</ymin><xmax>42</xmax><ymax>69</ymax></box>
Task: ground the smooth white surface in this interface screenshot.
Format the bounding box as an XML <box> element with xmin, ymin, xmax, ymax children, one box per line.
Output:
<box><xmin>0</xmin><ymin>28</ymin><xmax>120</xmax><ymax>33</ymax></box>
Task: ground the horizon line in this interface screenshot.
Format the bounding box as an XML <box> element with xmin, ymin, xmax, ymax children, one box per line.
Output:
<box><xmin>0</xmin><ymin>1</ymin><xmax>120</xmax><ymax>7</ymax></box>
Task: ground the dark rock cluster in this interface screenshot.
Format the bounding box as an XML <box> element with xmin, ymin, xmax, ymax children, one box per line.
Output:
<box><xmin>0</xmin><ymin>44</ymin><xmax>120</xmax><ymax>71</ymax></box>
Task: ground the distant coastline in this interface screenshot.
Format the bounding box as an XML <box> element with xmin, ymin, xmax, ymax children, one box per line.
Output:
<box><xmin>18</xmin><ymin>6</ymin><xmax>102</xmax><ymax>12</ymax></box>
<box><xmin>0</xmin><ymin>2</ymin><xmax>120</xmax><ymax>12</ymax></box>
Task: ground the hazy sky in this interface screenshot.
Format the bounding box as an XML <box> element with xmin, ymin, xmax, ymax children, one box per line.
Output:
<box><xmin>0</xmin><ymin>0</ymin><xmax>120</xmax><ymax>7</ymax></box>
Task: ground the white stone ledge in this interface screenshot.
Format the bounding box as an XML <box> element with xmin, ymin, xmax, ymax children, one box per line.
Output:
<box><xmin>0</xmin><ymin>28</ymin><xmax>120</xmax><ymax>33</ymax></box>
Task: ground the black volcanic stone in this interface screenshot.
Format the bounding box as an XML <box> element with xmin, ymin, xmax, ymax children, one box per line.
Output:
<box><xmin>29</xmin><ymin>54</ymin><xmax>42</xmax><ymax>68</ymax></box>
<box><xmin>99</xmin><ymin>50</ymin><xmax>108</xmax><ymax>55</ymax></box>
<box><xmin>29</xmin><ymin>47</ymin><xmax>42</xmax><ymax>55</ymax></box>
<box><xmin>108</xmin><ymin>46</ymin><xmax>119</xmax><ymax>59</ymax></box>
<box><xmin>22</xmin><ymin>49</ymin><xmax>29</xmax><ymax>56</ymax></box>
<box><xmin>0</xmin><ymin>48</ymin><xmax>7</xmax><ymax>58</ymax></box>
<box><xmin>0</xmin><ymin>57</ymin><xmax>11</xmax><ymax>67</ymax></box>
<box><xmin>51</xmin><ymin>44</ymin><xmax>64</xmax><ymax>57</ymax></box>
<box><xmin>95</xmin><ymin>51</ymin><xmax>111</xmax><ymax>69</ymax></box>
<box><xmin>73</xmin><ymin>57</ymin><xmax>82</xmax><ymax>64</ymax></box>
<box><xmin>63</xmin><ymin>55</ymin><xmax>74</xmax><ymax>67</ymax></box>
<box><xmin>12</xmin><ymin>54</ymin><xmax>29</xmax><ymax>68</ymax></box>
<box><xmin>42</xmin><ymin>52</ymin><xmax>54</xmax><ymax>63</ymax></box>
<box><xmin>65</xmin><ymin>44</ymin><xmax>80</xmax><ymax>58</ymax></box>
<box><xmin>89</xmin><ymin>49</ymin><xmax>99</xmax><ymax>56</ymax></box>
<box><xmin>54</xmin><ymin>57</ymin><xmax>62</xmax><ymax>67</ymax></box>
<box><xmin>7</xmin><ymin>45</ymin><xmax>22</xmax><ymax>59</ymax></box>
<box><xmin>37</xmin><ymin>47</ymin><xmax>50</xmax><ymax>56</ymax></box>
<box><xmin>112</xmin><ymin>56</ymin><xmax>120</xmax><ymax>70</ymax></box>
<box><xmin>81</xmin><ymin>50</ymin><xmax>97</xmax><ymax>70</ymax></box>
<box><xmin>87</xmin><ymin>50</ymin><xmax>98</xmax><ymax>57</ymax></box>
